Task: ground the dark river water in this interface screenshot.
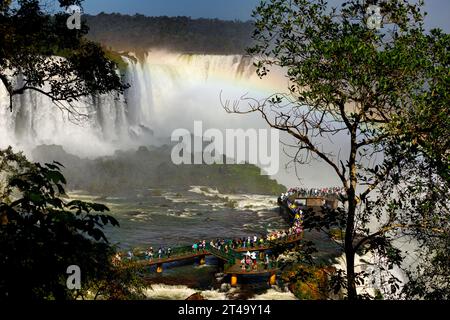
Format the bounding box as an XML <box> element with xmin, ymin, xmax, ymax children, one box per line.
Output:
<box><xmin>71</xmin><ymin>186</ymin><xmax>288</xmax><ymax>249</ymax></box>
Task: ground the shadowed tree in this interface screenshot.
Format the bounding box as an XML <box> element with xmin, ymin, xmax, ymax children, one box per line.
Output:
<box><xmin>0</xmin><ymin>0</ymin><xmax>144</xmax><ymax>300</ymax></box>
<box><xmin>0</xmin><ymin>147</ymin><xmax>134</xmax><ymax>299</ymax></box>
<box><xmin>0</xmin><ymin>0</ymin><xmax>128</xmax><ymax>120</ymax></box>
<box><xmin>224</xmin><ymin>0</ymin><xmax>449</xmax><ymax>299</ymax></box>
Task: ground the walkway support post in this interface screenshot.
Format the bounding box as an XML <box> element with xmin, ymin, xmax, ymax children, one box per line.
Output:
<box><xmin>156</xmin><ymin>263</ymin><xmax>163</xmax><ymax>273</ymax></box>
<box><xmin>269</xmin><ymin>273</ymin><xmax>276</xmax><ymax>285</ymax></box>
<box><xmin>231</xmin><ymin>274</ymin><xmax>238</xmax><ymax>287</ymax></box>
<box><xmin>218</xmin><ymin>259</ymin><xmax>225</xmax><ymax>271</ymax></box>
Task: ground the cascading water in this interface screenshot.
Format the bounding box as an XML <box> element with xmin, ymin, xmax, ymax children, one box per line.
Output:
<box><xmin>0</xmin><ymin>51</ymin><xmax>287</xmax><ymax>158</ymax></box>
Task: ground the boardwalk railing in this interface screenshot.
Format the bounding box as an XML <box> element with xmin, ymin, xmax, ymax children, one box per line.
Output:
<box><xmin>121</xmin><ymin>233</ymin><xmax>303</xmax><ymax>266</ymax></box>
<box><xmin>205</xmin><ymin>244</ymin><xmax>241</xmax><ymax>267</ymax></box>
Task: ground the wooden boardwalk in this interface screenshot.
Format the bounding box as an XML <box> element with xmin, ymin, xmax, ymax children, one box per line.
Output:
<box><xmin>121</xmin><ymin>234</ymin><xmax>303</xmax><ymax>278</ymax></box>
<box><xmin>124</xmin><ymin>251</ymin><xmax>209</xmax><ymax>269</ymax></box>
<box><xmin>223</xmin><ymin>260</ymin><xmax>278</xmax><ymax>275</ymax></box>
<box><xmin>117</xmin><ymin>203</ymin><xmax>308</xmax><ymax>285</ymax></box>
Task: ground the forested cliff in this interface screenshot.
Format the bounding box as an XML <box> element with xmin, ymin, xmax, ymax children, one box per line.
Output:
<box><xmin>84</xmin><ymin>13</ymin><xmax>254</xmax><ymax>55</ymax></box>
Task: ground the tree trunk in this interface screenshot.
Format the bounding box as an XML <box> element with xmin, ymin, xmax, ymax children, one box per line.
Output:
<box><xmin>345</xmin><ymin>189</ymin><xmax>357</xmax><ymax>299</ymax></box>
<box><xmin>346</xmin><ymin>126</ymin><xmax>358</xmax><ymax>300</ymax></box>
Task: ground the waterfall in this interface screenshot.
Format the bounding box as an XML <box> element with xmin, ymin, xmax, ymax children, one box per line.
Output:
<box><xmin>0</xmin><ymin>51</ymin><xmax>285</xmax><ymax>158</ymax></box>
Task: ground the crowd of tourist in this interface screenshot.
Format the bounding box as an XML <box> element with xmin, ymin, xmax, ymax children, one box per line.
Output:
<box><xmin>112</xmin><ymin>246</ymin><xmax>175</xmax><ymax>264</ymax></box>
<box><xmin>240</xmin><ymin>251</ymin><xmax>272</xmax><ymax>271</ymax></box>
<box><xmin>234</xmin><ymin>206</ymin><xmax>304</xmax><ymax>272</ymax></box>
<box><xmin>193</xmin><ymin>240</ymin><xmax>208</xmax><ymax>252</ymax></box>
<box><xmin>115</xmin><ymin>224</ymin><xmax>303</xmax><ymax>266</ymax></box>
<box><xmin>266</xmin><ymin>215</ymin><xmax>303</xmax><ymax>241</ymax></box>
<box><xmin>280</xmin><ymin>186</ymin><xmax>345</xmax><ymax>202</ymax></box>
<box><xmin>210</xmin><ymin>236</ymin><xmax>265</xmax><ymax>251</ymax></box>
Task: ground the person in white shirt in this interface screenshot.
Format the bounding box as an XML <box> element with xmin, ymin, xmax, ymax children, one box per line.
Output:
<box><xmin>250</xmin><ymin>252</ymin><xmax>257</xmax><ymax>270</ymax></box>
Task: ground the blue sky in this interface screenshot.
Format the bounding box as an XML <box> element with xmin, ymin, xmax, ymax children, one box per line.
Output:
<box><xmin>82</xmin><ymin>0</ymin><xmax>450</xmax><ymax>31</ymax></box>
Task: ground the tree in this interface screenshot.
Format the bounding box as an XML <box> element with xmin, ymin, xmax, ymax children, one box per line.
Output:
<box><xmin>0</xmin><ymin>1</ymin><xmax>142</xmax><ymax>299</ymax></box>
<box><xmin>224</xmin><ymin>0</ymin><xmax>449</xmax><ymax>299</ymax></box>
<box><xmin>0</xmin><ymin>0</ymin><xmax>127</xmax><ymax>119</ymax></box>
<box><xmin>0</xmin><ymin>147</ymin><xmax>117</xmax><ymax>299</ymax></box>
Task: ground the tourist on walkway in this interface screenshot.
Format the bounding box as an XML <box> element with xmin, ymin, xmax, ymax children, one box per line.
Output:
<box><xmin>202</xmin><ymin>240</ymin><xmax>207</xmax><ymax>252</ymax></box>
<box><xmin>245</xmin><ymin>253</ymin><xmax>252</xmax><ymax>271</ymax></box>
<box><xmin>149</xmin><ymin>249</ymin><xmax>154</xmax><ymax>260</ymax></box>
<box><xmin>251</xmin><ymin>252</ymin><xmax>257</xmax><ymax>270</ymax></box>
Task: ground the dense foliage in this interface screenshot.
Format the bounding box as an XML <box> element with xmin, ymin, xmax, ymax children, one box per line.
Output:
<box><xmin>84</xmin><ymin>13</ymin><xmax>254</xmax><ymax>56</ymax></box>
<box><xmin>0</xmin><ymin>0</ymin><xmax>128</xmax><ymax>116</ymax></box>
<box><xmin>31</xmin><ymin>144</ymin><xmax>286</xmax><ymax>196</ymax></box>
<box><xmin>0</xmin><ymin>0</ymin><xmax>144</xmax><ymax>300</ymax></box>
<box><xmin>0</xmin><ymin>147</ymin><xmax>146</xmax><ymax>299</ymax></box>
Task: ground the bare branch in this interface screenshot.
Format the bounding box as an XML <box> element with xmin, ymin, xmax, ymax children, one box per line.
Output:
<box><xmin>354</xmin><ymin>224</ymin><xmax>446</xmax><ymax>253</ymax></box>
<box><xmin>221</xmin><ymin>92</ymin><xmax>349</xmax><ymax>189</ymax></box>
